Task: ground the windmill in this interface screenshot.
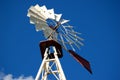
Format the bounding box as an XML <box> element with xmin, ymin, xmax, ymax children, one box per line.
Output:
<box><xmin>27</xmin><ymin>4</ymin><xmax>92</xmax><ymax>80</ymax></box>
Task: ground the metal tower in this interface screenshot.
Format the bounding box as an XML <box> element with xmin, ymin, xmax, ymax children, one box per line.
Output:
<box><xmin>35</xmin><ymin>40</ymin><xmax>66</xmax><ymax>80</ymax></box>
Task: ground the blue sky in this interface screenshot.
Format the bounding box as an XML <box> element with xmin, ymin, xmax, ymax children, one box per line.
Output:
<box><xmin>0</xmin><ymin>0</ymin><xmax>120</xmax><ymax>80</ymax></box>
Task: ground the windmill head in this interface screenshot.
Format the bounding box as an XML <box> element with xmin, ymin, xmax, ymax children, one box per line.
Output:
<box><xmin>27</xmin><ymin>4</ymin><xmax>92</xmax><ymax>74</ymax></box>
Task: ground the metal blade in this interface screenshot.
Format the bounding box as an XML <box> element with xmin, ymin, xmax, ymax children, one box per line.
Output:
<box><xmin>63</xmin><ymin>34</ymin><xmax>80</xmax><ymax>50</ymax></box>
<box><xmin>35</xmin><ymin>21</ymin><xmax>49</xmax><ymax>31</ymax></box>
<box><xmin>60</xmin><ymin>27</ymin><xmax>80</xmax><ymax>49</ymax></box>
<box><xmin>59</xmin><ymin>34</ymin><xmax>67</xmax><ymax>50</ymax></box>
<box><xmin>28</xmin><ymin>10</ymin><xmax>46</xmax><ymax>22</ymax></box>
<box><xmin>67</xmin><ymin>35</ymin><xmax>81</xmax><ymax>48</ymax></box>
<box><xmin>29</xmin><ymin>15</ymin><xmax>44</xmax><ymax>24</ymax></box>
<box><xmin>69</xmin><ymin>33</ymin><xmax>84</xmax><ymax>41</ymax></box>
<box><xmin>67</xmin><ymin>34</ymin><xmax>84</xmax><ymax>47</ymax></box>
<box><xmin>40</xmin><ymin>5</ymin><xmax>49</xmax><ymax>19</ymax></box>
<box><xmin>60</xmin><ymin>27</ymin><xmax>75</xmax><ymax>51</ymax></box>
<box><xmin>61</xmin><ymin>24</ymin><xmax>84</xmax><ymax>46</ymax></box>
<box><xmin>34</xmin><ymin>4</ymin><xmax>48</xmax><ymax>19</ymax></box>
<box><xmin>62</xmin><ymin>34</ymin><xmax>75</xmax><ymax>51</ymax></box>
<box><xmin>43</xmin><ymin>30</ymin><xmax>52</xmax><ymax>38</ymax></box>
<box><xmin>55</xmin><ymin>14</ymin><xmax>62</xmax><ymax>21</ymax></box>
<box><xmin>28</xmin><ymin>6</ymin><xmax>47</xmax><ymax>20</ymax></box>
<box><xmin>68</xmin><ymin>50</ymin><xmax>92</xmax><ymax>74</ymax></box>
<box><xmin>61</xmin><ymin>19</ymin><xmax>69</xmax><ymax>24</ymax></box>
<box><xmin>67</xmin><ymin>29</ymin><xmax>81</xmax><ymax>35</ymax></box>
<box><xmin>29</xmin><ymin>15</ymin><xmax>49</xmax><ymax>32</ymax></box>
<box><xmin>43</xmin><ymin>27</ymin><xmax>53</xmax><ymax>38</ymax></box>
<box><xmin>40</xmin><ymin>5</ymin><xmax>47</xmax><ymax>11</ymax></box>
<box><xmin>62</xmin><ymin>25</ymin><xmax>73</xmax><ymax>29</ymax></box>
<box><xmin>61</xmin><ymin>25</ymin><xmax>68</xmax><ymax>34</ymax></box>
<box><xmin>47</xmin><ymin>9</ymin><xmax>55</xmax><ymax>19</ymax></box>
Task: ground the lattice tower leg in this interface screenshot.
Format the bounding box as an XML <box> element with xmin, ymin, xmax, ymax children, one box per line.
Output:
<box><xmin>35</xmin><ymin>46</ymin><xmax>66</xmax><ymax>80</ymax></box>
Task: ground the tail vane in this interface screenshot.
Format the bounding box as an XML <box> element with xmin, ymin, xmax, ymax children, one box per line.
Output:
<box><xmin>68</xmin><ymin>50</ymin><xmax>92</xmax><ymax>74</ymax></box>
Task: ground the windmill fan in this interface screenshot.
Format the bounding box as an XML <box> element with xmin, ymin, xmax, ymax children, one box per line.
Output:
<box><xmin>27</xmin><ymin>4</ymin><xmax>92</xmax><ymax>74</ymax></box>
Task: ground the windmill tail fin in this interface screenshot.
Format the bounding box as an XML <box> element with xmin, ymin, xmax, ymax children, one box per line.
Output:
<box><xmin>68</xmin><ymin>50</ymin><xmax>92</xmax><ymax>74</ymax></box>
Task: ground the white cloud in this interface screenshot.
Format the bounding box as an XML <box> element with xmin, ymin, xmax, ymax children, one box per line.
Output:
<box><xmin>0</xmin><ymin>72</ymin><xmax>34</xmax><ymax>80</ymax></box>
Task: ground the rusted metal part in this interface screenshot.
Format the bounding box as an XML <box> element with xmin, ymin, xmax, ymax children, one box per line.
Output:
<box><xmin>39</xmin><ymin>40</ymin><xmax>63</xmax><ymax>59</ymax></box>
<box><xmin>68</xmin><ymin>50</ymin><xmax>92</xmax><ymax>74</ymax></box>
